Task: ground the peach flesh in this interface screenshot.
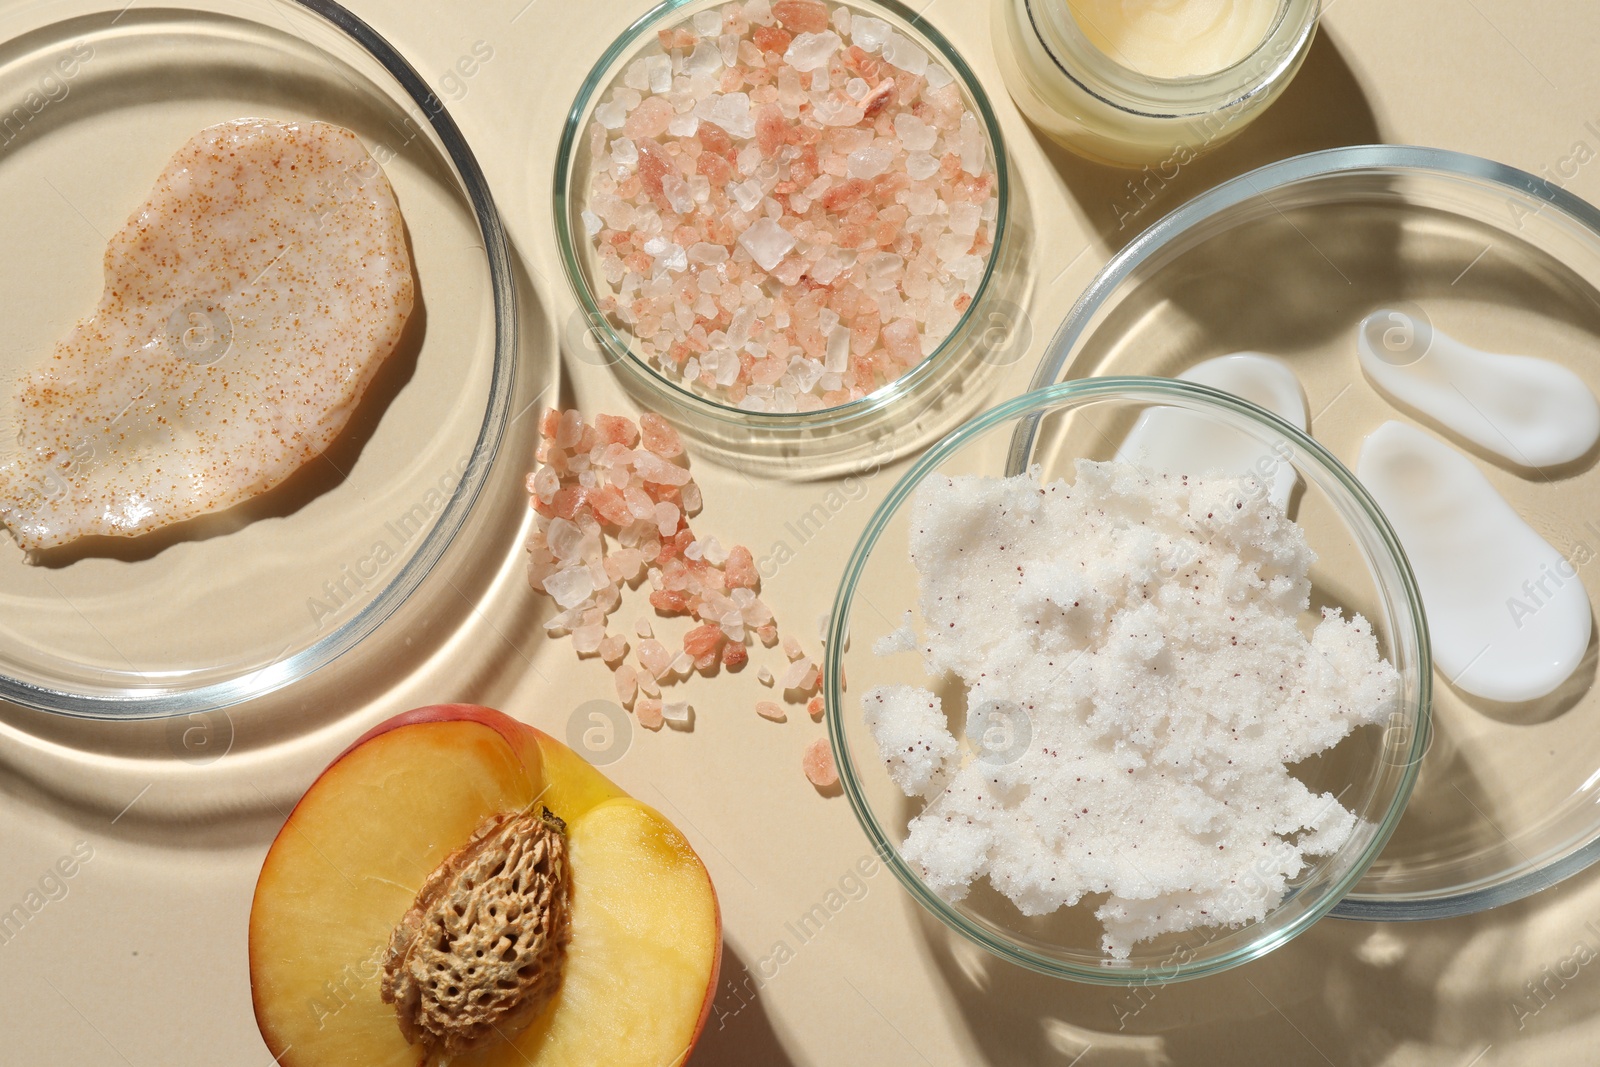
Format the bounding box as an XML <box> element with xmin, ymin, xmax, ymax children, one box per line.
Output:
<box><xmin>249</xmin><ymin>705</ymin><xmax>720</xmax><ymax>1067</ymax></box>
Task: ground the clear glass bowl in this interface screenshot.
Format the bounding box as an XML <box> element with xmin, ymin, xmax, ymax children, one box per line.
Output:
<box><xmin>0</xmin><ymin>0</ymin><xmax>516</xmax><ymax>718</ymax></box>
<box><xmin>554</xmin><ymin>0</ymin><xmax>1018</xmax><ymax>476</ymax></box>
<box><xmin>1027</xmin><ymin>145</ymin><xmax>1600</xmax><ymax>919</ymax></box>
<box><xmin>826</xmin><ymin>379</ymin><xmax>1430</xmax><ymax>983</ymax></box>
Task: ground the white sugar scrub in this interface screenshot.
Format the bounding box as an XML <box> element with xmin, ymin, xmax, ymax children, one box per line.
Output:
<box><xmin>1358</xmin><ymin>421</ymin><xmax>1591</xmax><ymax>704</ymax></box>
<box><xmin>863</xmin><ymin>463</ymin><xmax>1400</xmax><ymax>958</ymax></box>
<box><xmin>1357</xmin><ymin>308</ymin><xmax>1600</xmax><ymax>468</ymax></box>
<box><xmin>1116</xmin><ymin>353</ymin><xmax>1307</xmax><ymax>510</ymax></box>
<box><xmin>579</xmin><ymin>0</ymin><xmax>999</xmax><ymax>413</ymax></box>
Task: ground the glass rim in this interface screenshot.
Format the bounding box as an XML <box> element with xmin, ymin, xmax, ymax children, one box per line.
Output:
<box><xmin>1019</xmin><ymin>0</ymin><xmax>1320</xmax><ymax>119</ymax></box>
<box><xmin>0</xmin><ymin>0</ymin><xmax>519</xmax><ymax>720</ymax></box>
<box><xmin>552</xmin><ymin>0</ymin><xmax>1011</xmax><ymax>431</ymax></box>
<box><xmin>825</xmin><ymin>376</ymin><xmax>1431</xmax><ymax>984</ymax></box>
<box><xmin>1028</xmin><ymin>142</ymin><xmax>1600</xmax><ymax>919</ymax></box>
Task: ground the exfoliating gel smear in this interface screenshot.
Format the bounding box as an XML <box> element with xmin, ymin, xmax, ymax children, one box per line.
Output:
<box><xmin>1357</xmin><ymin>309</ymin><xmax>1600</xmax><ymax>468</ymax></box>
<box><xmin>1358</xmin><ymin>420</ymin><xmax>1591</xmax><ymax>704</ymax></box>
<box><xmin>1117</xmin><ymin>353</ymin><xmax>1307</xmax><ymax>510</ymax></box>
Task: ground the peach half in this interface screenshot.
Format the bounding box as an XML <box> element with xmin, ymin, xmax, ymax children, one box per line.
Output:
<box><xmin>249</xmin><ymin>704</ymin><xmax>721</xmax><ymax>1066</ymax></box>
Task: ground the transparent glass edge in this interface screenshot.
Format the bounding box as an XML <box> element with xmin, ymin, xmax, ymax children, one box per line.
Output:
<box><xmin>552</xmin><ymin>0</ymin><xmax>1012</xmax><ymax>432</ymax></box>
<box><xmin>827</xmin><ymin>377</ymin><xmax>1430</xmax><ymax>981</ymax></box>
<box><xmin>0</xmin><ymin>0</ymin><xmax>519</xmax><ymax>720</ymax></box>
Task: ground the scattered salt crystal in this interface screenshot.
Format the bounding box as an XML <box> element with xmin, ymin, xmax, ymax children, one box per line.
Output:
<box><xmin>784</xmin><ymin>30</ymin><xmax>841</xmax><ymax>72</ymax></box>
<box><xmin>669</xmin><ymin>650</ymin><xmax>695</xmax><ymax>677</ymax></box>
<box><xmin>693</xmin><ymin>9</ymin><xmax>723</xmax><ymax>35</ymax></box>
<box><xmin>636</xmin><ymin>697</ymin><xmax>664</xmax><ymax>730</ymax></box>
<box><xmin>600</xmin><ymin>633</ymin><xmax>629</xmax><ymax>665</ymax></box>
<box><xmin>807</xmin><ymin>695</ymin><xmax>824</xmax><ymax>720</ymax></box>
<box><xmin>640</xmin><ymin>673</ymin><xmax>661</xmax><ymax>698</ymax></box>
<box><xmin>758</xmin><ymin>666</ymin><xmax>775</xmax><ymax>686</ymax></box>
<box><xmin>782</xmin><ymin>634</ymin><xmax>804</xmax><ymax>661</ymax></box>
<box><xmin>573</xmin><ymin>624</ymin><xmax>605</xmax><ymax>655</ymax></box>
<box><xmin>635</xmin><ymin>616</ymin><xmax>654</xmax><ymax>638</ymax></box>
<box><xmin>756</xmin><ymin>700</ymin><xmax>787</xmax><ymax>722</ymax></box>
<box><xmin>639</xmin><ymin>638</ymin><xmax>673</xmax><ymax>678</ymax></box>
<box><xmin>615</xmin><ymin>663</ymin><xmax>638</xmax><ymax>706</ymax></box>
<box><xmin>545</xmin><ymin>566</ymin><xmax>596</xmax><ymax>609</ymax></box>
<box><xmin>780</xmin><ymin>657</ymin><xmax>812</xmax><ymax>690</ymax></box>
<box><xmin>738</xmin><ymin>216</ymin><xmax>797</xmax><ymax>271</ymax></box>
<box><xmin>852</xmin><ymin>15</ymin><xmax>892</xmax><ymax>52</ymax></box>
<box><xmin>802</xmin><ymin>737</ymin><xmax>838</xmax><ymax>788</ymax></box>
<box><xmin>662</xmin><ymin>701</ymin><xmax>694</xmax><ymax>729</ymax></box>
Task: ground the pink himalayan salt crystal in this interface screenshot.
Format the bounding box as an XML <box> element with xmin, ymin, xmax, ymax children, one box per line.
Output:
<box><xmin>615</xmin><ymin>663</ymin><xmax>639</xmax><ymax>706</ymax></box>
<box><xmin>803</xmin><ymin>736</ymin><xmax>839</xmax><ymax>788</ymax></box>
<box><xmin>526</xmin><ymin>408</ymin><xmax>788</xmax><ymax>696</ymax></box>
<box><xmin>599</xmin><ymin>633</ymin><xmax>629</xmax><ymax>666</ymax></box>
<box><xmin>637</xmin><ymin>697</ymin><xmax>665</xmax><ymax>731</ymax></box>
<box><xmin>756</xmin><ymin>700</ymin><xmax>787</xmax><ymax>722</ymax></box>
<box><xmin>639</xmin><ymin>412</ymin><xmax>684</xmax><ymax>458</ymax></box>
<box><xmin>807</xmin><ymin>695</ymin><xmax>824</xmax><ymax>720</ymax></box>
<box><xmin>582</xmin><ymin>0</ymin><xmax>998</xmax><ymax>413</ymax></box>
<box><xmin>782</xmin><ymin>634</ymin><xmax>805</xmax><ymax>661</ymax></box>
<box><xmin>773</xmin><ymin>0</ymin><xmax>829</xmax><ymax>33</ymax></box>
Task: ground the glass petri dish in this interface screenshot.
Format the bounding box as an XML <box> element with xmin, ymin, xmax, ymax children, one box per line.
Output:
<box><xmin>554</xmin><ymin>0</ymin><xmax>1019</xmax><ymax>476</ymax></box>
<box><xmin>826</xmin><ymin>379</ymin><xmax>1430</xmax><ymax>983</ymax></box>
<box><xmin>1027</xmin><ymin>145</ymin><xmax>1600</xmax><ymax>918</ymax></box>
<box><xmin>0</xmin><ymin>0</ymin><xmax>515</xmax><ymax>718</ymax></box>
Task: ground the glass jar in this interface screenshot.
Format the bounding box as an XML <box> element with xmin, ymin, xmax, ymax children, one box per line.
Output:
<box><xmin>991</xmin><ymin>0</ymin><xmax>1320</xmax><ymax>168</ymax></box>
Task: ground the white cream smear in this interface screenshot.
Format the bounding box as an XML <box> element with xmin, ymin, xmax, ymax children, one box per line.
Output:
<box><xmin>1357</xmin><ymin>309</ymin><xmax>1600</xmax><ymax>468</ymax></box>
<box><xmin>1358</xmin><ymin>420</ymin><xmax>1591</xmax><ymax>703</ymax></box>
<box><xmin>1116</xmin><ymin>353</ymin><xmax>1307</xmax><ymax>510</ymax></box>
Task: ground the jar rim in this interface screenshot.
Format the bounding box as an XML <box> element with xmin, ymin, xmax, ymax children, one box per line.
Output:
<box><xmin>1022</xmin><ymin>0</ymin><xmax>1320</xmax><ymax>119</ymax></box>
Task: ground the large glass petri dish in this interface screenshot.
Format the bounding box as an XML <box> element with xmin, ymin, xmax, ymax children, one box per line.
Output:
<box><xmin>1027</xmin><ymin>145</ymin><xmax>1600</xmax><ymax>918</ymax></box>
<box><xmin>0</xmin><ymin>0</ymin><xmax>516</xmax><ymax>718</ymax></box>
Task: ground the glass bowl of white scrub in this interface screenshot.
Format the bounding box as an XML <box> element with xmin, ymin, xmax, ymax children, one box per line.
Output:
<box><xmin>1028</xmin><ymin>144</ymin><xmax>1600</xmax><ymax>920</ymax></box>
<box><xmin>826</xmin><ymin>377</ymin><xmax>1430</xmax><ymax>983</ymax></box>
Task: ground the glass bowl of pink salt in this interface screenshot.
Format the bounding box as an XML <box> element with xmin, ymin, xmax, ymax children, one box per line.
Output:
<box><xmin>556</xmin><ymin>0</ymin><xmax>1013</xmax><ymax>475</ymax></box>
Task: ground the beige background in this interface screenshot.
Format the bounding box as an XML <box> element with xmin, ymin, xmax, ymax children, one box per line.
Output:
<box><xmin>5</xmin><ymin>0</ymin><xmax>1600</xmax><ymax>1064</ymax></box>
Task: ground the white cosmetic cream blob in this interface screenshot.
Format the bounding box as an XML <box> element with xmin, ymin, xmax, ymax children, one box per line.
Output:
<box><xmin>1117</xmin><ymin>353</ymin><xmax>1307</xmax><ymax>510</ymax></box>
<box><xmin>1357</xmin><ymin>308</ymin><xmax>1600</xmax><ymax>468</ymax></box>
<box><xmin>1358</xmin><ymin>420</ymin><xmax>1591</xmax><ymax>704</ymax></box>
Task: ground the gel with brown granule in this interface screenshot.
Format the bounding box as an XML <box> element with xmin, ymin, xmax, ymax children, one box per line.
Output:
<box><xmin>0</xmin><ymin>118</ymin><xmax>414</xmax><ymax>552</ymax></box>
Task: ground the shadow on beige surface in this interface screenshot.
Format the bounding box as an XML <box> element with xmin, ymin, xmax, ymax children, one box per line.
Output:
<box><xmin>691</xmin><ymin>942</ymin><xmax>801</xmax><ymax>1067</ymax></box>
<box><xmin>1038</xmin><ymin>31</ymin><xmax>1383</xmax><ymax>253</ymax></box>
<box><xmin>915</xmin><ymin>852</ymin><xmax>1600</xmax><ymax>1066</ymax></box>
<box><xmin>0</xmin><ymin>247</ymin><xmax>556</xmax><ymax>850</ymax></box>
